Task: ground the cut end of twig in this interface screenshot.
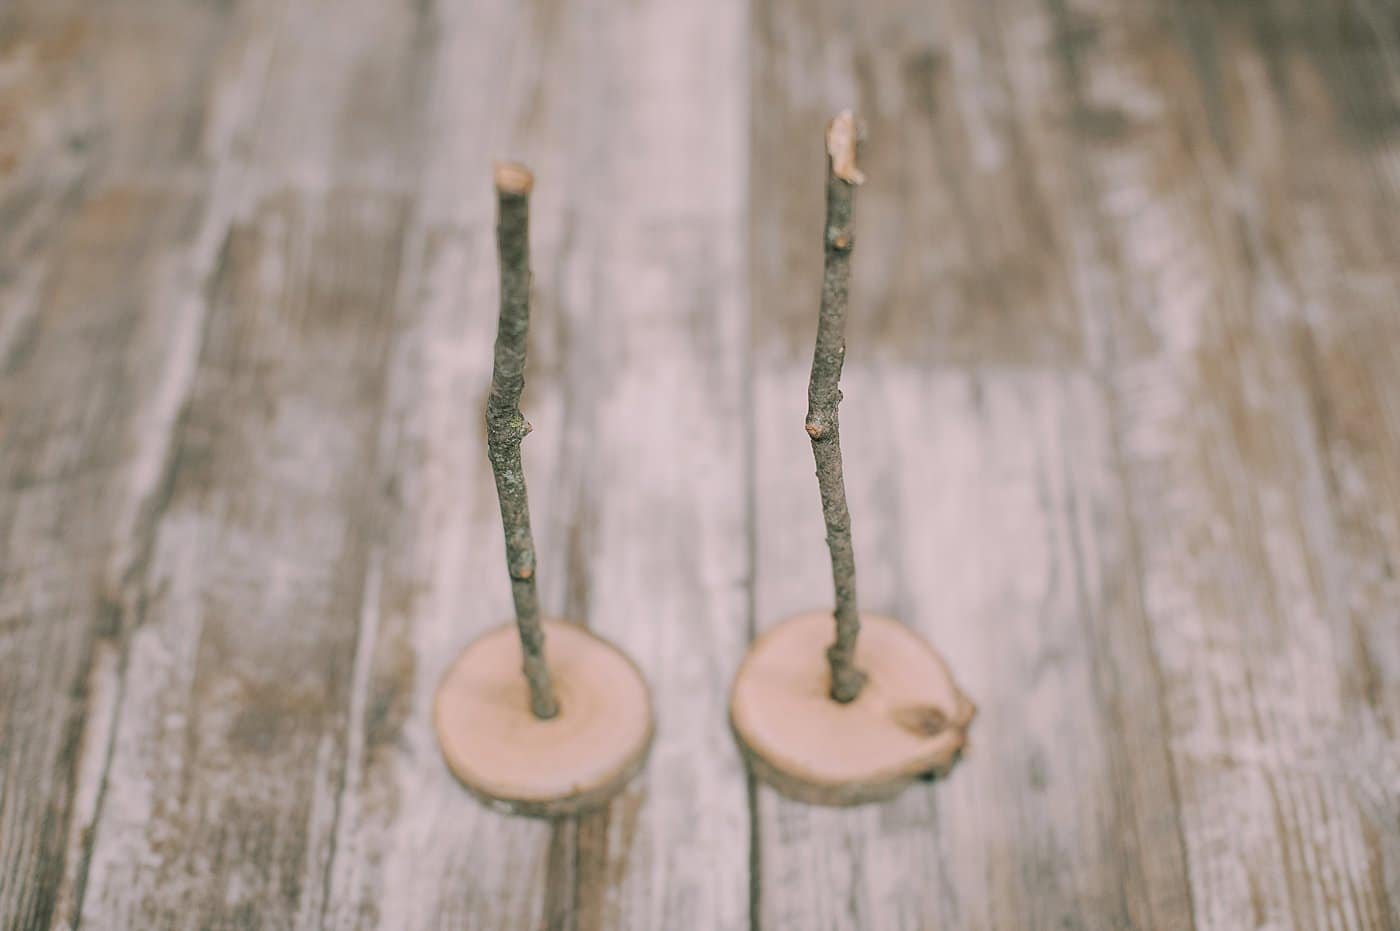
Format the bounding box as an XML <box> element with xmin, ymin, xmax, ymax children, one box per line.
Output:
<box><xmin>825</xmin><ymin>111</ymin><xmax>866</xmax><ymax>185</ymax></box>
<box><xmin>494</xmin><ymin>161</ymin><xmax>535</xmax><ymax>195</ymax></box>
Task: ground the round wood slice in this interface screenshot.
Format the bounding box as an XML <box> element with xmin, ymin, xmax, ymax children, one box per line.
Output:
<box><xmin>433</xmin><ymin>619</ymin><xmax>653</xmax><ymax>817</ymax></box>
<box><xmin>730</xmin><ymin>611</ymin><xmax>975</xmax><ymax>806</ymax></box>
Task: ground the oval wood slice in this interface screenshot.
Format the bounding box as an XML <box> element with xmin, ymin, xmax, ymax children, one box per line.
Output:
<box><xmin>731</xmin><ymin>612</ymin><xmax>975</xmax><ymax>805</ymax></box>
<box><xmin>434</xmin><ymin>619</ymin><xmax>653</xmax><ymax>817</ymax></box>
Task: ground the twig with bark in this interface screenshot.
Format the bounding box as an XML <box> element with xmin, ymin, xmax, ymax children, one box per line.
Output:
<box><xmin>805</xmin><ymin>112</ymin><xmax>868</xmax><ymax>704</ymax></box>
<box><xmin>487</xmin><ymin>162</ymin><xmax>559</xmax><ymax>720</ymax></box>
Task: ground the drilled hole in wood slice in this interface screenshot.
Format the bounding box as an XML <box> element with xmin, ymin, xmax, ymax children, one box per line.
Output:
<box><xmin>730</xmin><ymin>612</ymin><xmax>975</xmax><ymax>806</ymax></box>
<box><xmin>433</xmin><ymin>619</ymin><xmax>654</xmax><ymax>817</ymax></box>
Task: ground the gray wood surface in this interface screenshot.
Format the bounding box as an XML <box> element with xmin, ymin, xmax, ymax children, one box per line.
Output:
<box><xmin>1</xmin><ymin>0</ymin><xmax>1396</xmax><ymax>928</ymax></box>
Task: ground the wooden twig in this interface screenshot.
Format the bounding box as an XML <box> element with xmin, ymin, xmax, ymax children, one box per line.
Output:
<box><xmin>487</xmin><ymin>161</ymin><xmax>558</xmax><ymax>720</ymax></box>
<box><xmin>805</xmin><ymin>112</ymin><xmax>868</xmax><ymax>704</ymax></box>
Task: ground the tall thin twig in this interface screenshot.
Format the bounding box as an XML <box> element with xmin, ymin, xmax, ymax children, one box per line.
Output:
<box><xmin>487</xmin><ymin>162</ymin><xmax>558</xmax><ymax>720</ymax></box>
<box><xmin>806</xmin><ymin>112</ymin><xmax>868</xmax><ymax>704</ymax></box>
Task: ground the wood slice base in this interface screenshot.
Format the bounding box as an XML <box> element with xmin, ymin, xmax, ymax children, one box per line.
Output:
<box><xmin>433</xmin><ymin>619</ymin><xmax>653</xmax><ymax>817</ymax></box>
<box><xmin>730</xmin><ymin>612</ymin><xmax>975</xmax><ymax>806</ymax></box>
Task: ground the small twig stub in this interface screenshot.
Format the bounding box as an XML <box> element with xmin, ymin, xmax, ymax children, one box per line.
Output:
<box><xmin>825</xmin><ymin>111</ymin><xmax>866</xmax><ymax>185</ymax></box>
<box><xmin>487</xmin><ymin>162</ymin><xmax>558</xmax><ymax>720</ymax></box>
<box><xmin>807</xmin><ymin>112</ymin><xmax>868</xmax><ymax>703</ymax></box>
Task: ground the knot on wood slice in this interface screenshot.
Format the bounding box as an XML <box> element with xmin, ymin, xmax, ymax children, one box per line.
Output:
<box><xmin>892</xmin><ymin>693</ymin><xmax>977</xmax><ymax>740</ymax></box>
<box><xmin>892</xmin><ymin>705</ymin><xmax>950</xmax><ymax>737</ymax></box>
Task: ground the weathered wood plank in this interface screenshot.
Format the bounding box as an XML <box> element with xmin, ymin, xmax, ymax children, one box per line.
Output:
<box><xmin>751</xmin><ymin>363</ymin><xmax>1197</xmax><ymax>930</ymax></box>
<box><xmin>77</xmin><ymin>190</ymin><xmax>410</xmax><ymax>926</ymax></box>
<box><xmin>751</xmin><ymin>0</ymin><xmax>1086</xmax><ymax>368</ymax></box>
<box><xmin>1049</xmin><ymin>0</ymin><xmax>1400</xmax><ymax>926</ymax></box>
<box><xmin>297</xmin><ymin>0</ymin><xmax>753</xmax><ymax>925</ymax></box>
<box><xmin>315</xmin><ymin>218</ymin><xmax>557</xmax><ymax>931</ymax></box>
<box><xmin>748</xmin><ymin>0</ymin><xmax>1201</xmax><ymax>926</ymax></box>
<box><xmin>0</xmin><ymin>2</ymin><xmax>278</xmax><ymax>926</ymax></box>
<box><xmin>496</xmin><ymin>0</ymin><xmax>753</xmax><ymax>925</ymax></box>
<box><xmin>289</xmin><ymin>5</ymin><xmax>565</xmax><ymax>928</ymax></box>
<box><xmin>0</xmin><ymin>186</ymin><xmax>202</xmax><ymax>931</ymax></box>
<box><xmin>73</xmin><ymin>0</ymin><xmax>451</xmax><ymax>924</ymax></box>
<box><xmin>1224</xmin><ymin>3</ymin><xmax>1400</xmax><ymax>918</ymax></box>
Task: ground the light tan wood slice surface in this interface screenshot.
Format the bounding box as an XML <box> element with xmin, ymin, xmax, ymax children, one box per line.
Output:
<box><xmin>731</xmin><ymin>612</ymin><xmax>975</xmax><ymax>805</ymax></box>
<box><xmin>434</xmin><ymin>619</ymin><xmax>654</xmax><ymax>818</ymax></box>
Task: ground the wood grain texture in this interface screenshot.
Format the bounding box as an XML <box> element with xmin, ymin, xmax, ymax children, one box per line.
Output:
<box><xmin>308</xmin><ymin>0</ymin><xmax>754</xmax><ymax>926</ymax></box>
<box><xmin>313</xmin><ymin>207</ymin><xmax>558</xmax><ymax>931</ymax></box>
<box><xmin>504</xmin><ymin>0</ymin><xmax>754</xmax><ymax>925</ymax></box>
<box><xmin>0</xmin><ymin>186</ymin><xmax>204</xmax><ymax>930</ymax></box>
<box><xmin>748</xmin><ymin>0</ymin><xmax>1195</xmax><ymax>926</ymax></box>
<box><xmin>1047</xmin><ymin>0</ymin><xmax>1400</xmax><ymax>926</ymax></box>
<box><xmin>750</xmin><ymin>362</ymin><xmax>1196</xmax><ymax>929</ymax></box>
<box><xmin>294</xmin><ymin>3</ymin><xmax>562</xmax><ymax>927</ymax></box>
<box><xmin>0</xmin><ymin>1</ymin><xmax>279</xmax><ymax>925</ymax></box>
<box><xmin>74</xmin><ymin>0</ymin><xmax>455</xmax><ymax>925</ymax></box>
<box><xmin>79</xmin><ymin>185</ymin><xmax>410</xmax><ymax>926</ymax></box>
<box><xmin>1</xmin><ymin>0</ymin><xmax>1396</xmax><ymax>927</ymax></box>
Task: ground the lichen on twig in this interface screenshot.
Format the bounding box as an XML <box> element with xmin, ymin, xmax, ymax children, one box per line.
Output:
<box><xmin>806</xmin><ymin>112</ymin><xmax>868</xmax><ymax>704</ymax></box>
<box><xmin>487</xmin><ymin>161</ymin><xmax>558</xmax><ymax>720</ymax></box>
